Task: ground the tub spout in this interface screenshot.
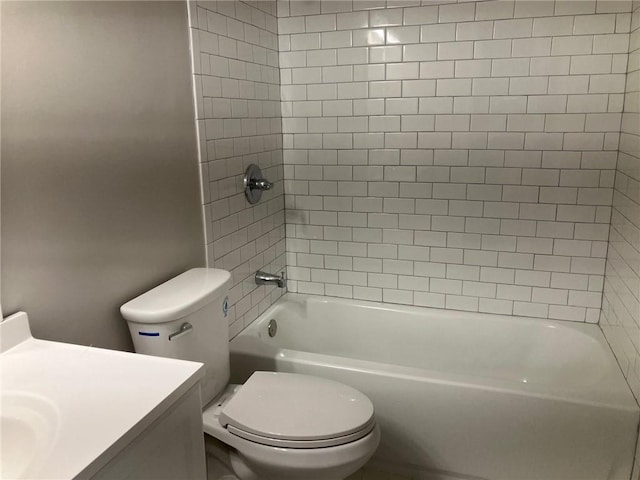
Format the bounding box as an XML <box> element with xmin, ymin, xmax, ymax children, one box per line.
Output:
<box><xmin>255</xmin><ymin>270</ymin><xmax>286</xmax><ymax>289</ymax></box>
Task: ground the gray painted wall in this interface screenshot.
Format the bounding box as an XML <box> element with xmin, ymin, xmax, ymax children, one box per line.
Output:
<box><xmin>1</xmin><ymin>1</ymin><xmax>205</xmax><ymax>351</ymax></box>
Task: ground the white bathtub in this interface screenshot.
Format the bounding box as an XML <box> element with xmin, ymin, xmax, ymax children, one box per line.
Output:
<box><xmin>230</xmin><ymin>293</ymin><xmax>639</xmax><ymax>480</ymax></box>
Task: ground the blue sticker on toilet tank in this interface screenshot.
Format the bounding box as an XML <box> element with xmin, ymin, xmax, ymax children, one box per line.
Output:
<box><xmin>223</xmin><ymin>296</ymin><xmax>229</xmax><ymax>317</ymax></box>
<box><xmin>138</xmin><ymin>331</ymin><xmax>160</xmax><ymax>337</ymax></box>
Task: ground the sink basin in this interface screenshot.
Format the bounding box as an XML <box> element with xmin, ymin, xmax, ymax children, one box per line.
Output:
<box><xmin>1</xmin><ymin>311</ymin><xmax>204</xmax><ymax>479</ymax></box>
<box><xmin>1</xmin><ymin>392</ymin><xmax>60</xmax><ymax>479</ymax></box>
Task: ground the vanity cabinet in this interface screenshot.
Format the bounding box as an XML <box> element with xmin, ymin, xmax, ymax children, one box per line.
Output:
<box><xmin>92</xmin><ymin>385</ymin><xmax>206</xmax><ymax>480</ymax></box>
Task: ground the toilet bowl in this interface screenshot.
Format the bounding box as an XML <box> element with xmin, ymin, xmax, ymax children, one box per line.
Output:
<box><xmin>203</xmin><ymin>373</ymin><xmax>380</xmax><ymax>480</ymax></box>
<box><xmin>120</xmin><ymin>269</ymin><xmax>380</xmax><ymax>480</ymax></box>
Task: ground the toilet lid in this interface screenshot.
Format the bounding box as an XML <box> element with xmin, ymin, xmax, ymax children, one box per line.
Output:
<box><xmin>219</xmin><ymin>372</ymin><xmax>375</xmax><ymax>448</ymax></box>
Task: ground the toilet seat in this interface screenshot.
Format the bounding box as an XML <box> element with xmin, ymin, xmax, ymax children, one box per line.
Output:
<box><xmin>226</xmin><ymin>418</ymin><xmax>376</xmax><ymax>448</ymax></box>
<box><xmin>218</xmin><ymin>372</ymin><xmax>376</xmax><ymax>449</ymax></box>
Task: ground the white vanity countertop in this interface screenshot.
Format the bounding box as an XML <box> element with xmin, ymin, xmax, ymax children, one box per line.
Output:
<box><xmin>1</xmin><ymin>312</ymin><xmax>204</xmax><ymax>479</ymax></box>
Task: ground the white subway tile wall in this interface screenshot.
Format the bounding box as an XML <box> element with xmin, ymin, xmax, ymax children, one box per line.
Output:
<box><xmin>279</xmin><ymin>0</ymin><xmax>632</xmax><ymax>323</ymax></box>
<box><xmin>188</xmin><ymin>1</ymin><xmax>286</xmax><ymax>338</ymax></box>
<box><xmin>601</xmin><ymin>0</ymin><xmax>640</xmax><ymax>406</ymax></box>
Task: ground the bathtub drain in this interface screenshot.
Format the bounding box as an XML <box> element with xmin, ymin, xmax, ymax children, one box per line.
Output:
<box><xmin>268</xmin><ymin>319</ymin><xmax>277</xmax><ymax>337</ymax></box>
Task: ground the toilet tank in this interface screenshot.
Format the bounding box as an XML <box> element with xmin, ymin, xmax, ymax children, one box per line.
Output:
<box><xmin>121</xmin><ymin>268</ymin><xmax>232</xmax><ymax>406</ymax></box>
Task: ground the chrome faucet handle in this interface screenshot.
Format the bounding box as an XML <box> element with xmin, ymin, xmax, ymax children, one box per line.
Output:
<box><xmin>244</xmin><ymin>164</ymin><xmax>273</xmax><ymax>204</ymax></box>
<box><xmin>248</xmin><ymin>178</ymin><xmax>272</xmax><ymax>191</ymax></box>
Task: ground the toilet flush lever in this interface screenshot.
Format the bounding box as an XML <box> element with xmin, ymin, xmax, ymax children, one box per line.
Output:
<box><xmin>168</xmin><ymin>322</ymin><xmax>193</xmax><ymax>341</ymax></box>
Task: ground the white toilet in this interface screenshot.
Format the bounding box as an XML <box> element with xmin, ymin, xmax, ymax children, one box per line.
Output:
<box><xmin>120</xmin><ymin>268</ymin><xmax>380</xmax><ymax>480</ymax></box>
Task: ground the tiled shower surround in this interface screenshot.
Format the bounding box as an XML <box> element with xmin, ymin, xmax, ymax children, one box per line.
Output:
<box><xmin>188</xmin><ymin>0</ymin><xmax>286</xmax><ymax>337</ymax></box>
<box><xmin>601</xmin><ymin>1</ymin><xmax>639</xmax><ymax>402</ymax></box>
<box><xmin>188</xmin><ymin>0</ymin><xmax>637</xmax><ymax>333</ymax></box>
<box><xmin>279</xmin><ymin>0</ymin><xmax>632</xmax><ymax>322</ymax></box>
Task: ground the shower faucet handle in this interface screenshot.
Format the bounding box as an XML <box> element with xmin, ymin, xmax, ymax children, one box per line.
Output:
<box><xmin>244</xmin><ymin>164</ymin><xmax>273</xmax><ymax>204</ymax></box>
<box><xmin>247</xmin><ymin>178</ymin><xmax>272</xmax><ymax>191</ymax></box>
